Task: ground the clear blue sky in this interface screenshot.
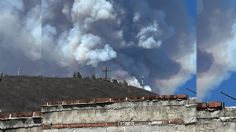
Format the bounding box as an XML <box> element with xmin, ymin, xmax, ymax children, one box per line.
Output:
<box><xmin>186</xmin><ymin>0</ymin><xmax>196</xmax><ymax>18</ymax></box>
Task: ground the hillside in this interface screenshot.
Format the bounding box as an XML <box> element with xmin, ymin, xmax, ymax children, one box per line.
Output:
<box><xmin>0</xmin><ymin>75</ymin><xmax>156</xmax><ymax>112</ymax></box>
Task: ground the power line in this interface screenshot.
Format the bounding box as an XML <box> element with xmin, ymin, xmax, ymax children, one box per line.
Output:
<box><xmin>220</xmin><ymin>92</ymin><xmax>236</xmax><ymax>101</ymax></box>
<box><xmin>185</xmin><ymin>88</ymin><xmax>196</xmax><ymax>95</ymax></box>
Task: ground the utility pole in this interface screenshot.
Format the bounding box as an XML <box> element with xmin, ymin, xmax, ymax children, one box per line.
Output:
<box><xmin>102</xmin><ymin>67</ymin><xmax>110</xmax><ymax>80</ymax></box>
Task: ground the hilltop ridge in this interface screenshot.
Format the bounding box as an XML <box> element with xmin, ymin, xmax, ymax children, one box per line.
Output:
<box><xmin>0</xmin><ymin>75</ymin><xmax>156</xmax><ymax>112</ymax></box>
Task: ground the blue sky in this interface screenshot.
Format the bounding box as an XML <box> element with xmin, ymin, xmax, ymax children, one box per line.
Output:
<box><xmin>176</xmin><ymin>74</ymin><xmax>236</xmax><ymax>106</ymax></box>
<box><xmin>186</xmin><ymin>0</ymin><xmax>196</xmax><ymax>18</ymax></box>
<box><xmin>175</xmin><ymin>75</ymin><xmax>196</xmax><ymax>97</ymax></box>
<box><xmin>197</xmin><ymin>0</ymin><xmax>236</xmax><ymax>106</ymax></box>
<box><xmin>174</xmin><ymin>0</ymin><xmax>236</xmax><ymax>106</ymax></box>
<box><xmin>203</xmin><ymin>73</ymin><xmax>236</xmax><ymax>106</ymax></box>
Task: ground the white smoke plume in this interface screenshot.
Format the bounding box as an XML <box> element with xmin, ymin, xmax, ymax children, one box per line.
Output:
<box><xmin>127</xmin><ymin>77</ymin><xmax>152</xmax><ymax>92</ymax></box>
<box><xmin>197</xmin><ymin>0</ymin><xmax>236</xmax><ymax>99</ymax></box>
<box><xmin>111</xmin><ymin>70</ymin><xmax>152</xmax><ymax>91</ymax></box>
<box><xmin>0</xmin><ymin>0</ymin><xmax>41</xmax><ymax>60</ymax></box>
<box><xmin>0</xmin><ymin>0</ymin><xmax>196</xmax><ymax>94</ymax></box>
<box><xmin>0</xmin><ymin>0</ymin><xmax>42</xmax><ymax>74</ymax></box>
<box><xmin>137</xmin><ymin>22</ymin><xmax>162</xmax><ymax>49</ymax></box>
<box><xmin>157</xmin><ymin>41</ymin><xmax>196</xmax><ymax>94</ymax></box>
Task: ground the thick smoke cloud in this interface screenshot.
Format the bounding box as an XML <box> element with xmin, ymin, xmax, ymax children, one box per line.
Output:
<box><xmin>197</xmin><ymin>0</ymin><xmax>236</xmax><ymax>99</ymax></box>
<box><xmin>0</xmin><ymin>0</ymin><xmax>41</xmax><ymax>75</ymax></box>
<box><xmin>0</xmin><ymin>0</ymin><xmax>195</xmax><ymax>94</ymax></box>
<box><xmin>197</xmin><ymin>49</ymin><xmax>214</xmax><ymax>73</ymax></box>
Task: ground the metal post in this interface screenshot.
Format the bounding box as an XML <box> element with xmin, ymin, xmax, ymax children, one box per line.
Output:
<box><xmin>102</xmin><ymin>67</ymin><xmax>110</xmax><ymax>80</ymax></box>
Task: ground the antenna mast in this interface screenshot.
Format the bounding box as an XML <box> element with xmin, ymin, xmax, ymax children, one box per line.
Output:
<box><xmin>102</xmin><ymin>67</ymin><xmax>110</xmax><ymax>80</ymax></box>
<box><xmin>18</xmin><ymin>67</ymin><xmax>21</xmax><ymax>76</ymax></box>
<box><xmin>141</xmin><ymin>76</ymin><xmax>144</xmax><ymax>88</ymax></box>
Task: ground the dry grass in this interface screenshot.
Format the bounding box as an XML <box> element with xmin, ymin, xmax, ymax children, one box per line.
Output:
<box><xmin>0</xmin><ymin>75</ymin><xmax>156</xmax><ymax>112</ymax></box>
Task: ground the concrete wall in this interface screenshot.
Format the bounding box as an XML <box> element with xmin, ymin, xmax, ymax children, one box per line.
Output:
<box><xmin>2</xmin><ymin>127</ymin><xmax>41</xmax><ymax>132</ymax></box>
<box><xmin>42</xmin><ymin>125</ymin><xmax>197</xmax><ymax>132</ymax></box>
<box><xmin>42</xmin><ymin>101</ymin><xmax>196</xmax><ymax>125</ymax></box>
<box><xmin>197</xmin><ymin>107</ymin><xmax>236</xmax><ymax>132</ymax></box>
<box><xmin>41</xmin><ymin>95</ymin><xmax>198</xmax><ymax>132</ymax></box>
<box><xmin>0</xmin><ymin>112</ymin><xmax>41</xmax><ymax>132</ymax></box>
<box><xmin>0</xmin><ymin>95</ymin><xmax>236</xmax><ymax>132</ymax></box>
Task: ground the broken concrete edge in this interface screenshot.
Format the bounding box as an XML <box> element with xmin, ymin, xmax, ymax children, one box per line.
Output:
<box><xmin>197</xmin><ymin>106</ymin><xmax>236</xmax><ymax>122</ymax></box>
<box><xmin>197</xmin><ymin>102</ymin><xmax>224</xmax><ymax>111</ymax></box>
<box><xmin>41</xmin><ymin>119</ymin><xmax>186</xmax><ymax>130</ymax></box>
<box><xmin>42</xmin><ymin>94</ymin><xmax>189</xmax><ymax>107</ymax></box>
<box><xmin>0</xmin><ymin>96</ymin><xmax>226</xmax><ymax>120</ymax></box>
<box><xmin>0</xmin><ymin>111</ymin><xmax>41</xmax><ymax>121</ymax></box>
<box><xmin>41</xmin><ymin>95</ymin><xmax>223</xmax><ymax>112</ymax></box>
<box><xmin>0</xmin><ymin>95</ymin><xmax>227</xmax><ymax>121</ymax></box>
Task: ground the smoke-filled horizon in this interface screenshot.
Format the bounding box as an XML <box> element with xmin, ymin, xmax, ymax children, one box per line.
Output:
<box><xmin>197</xmin><ymin>0</ymin><xmax>236</xmax><ymax>99</ymax></box>
<box><xmin>0</xmin><ymin>0</ymin><xmax>196</xmax><ymax>94</ymax></box>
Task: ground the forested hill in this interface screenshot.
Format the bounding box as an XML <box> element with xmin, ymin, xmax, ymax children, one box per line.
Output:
<box><xmin>0</xmin><ymin>75</ymin><xmax>156</xmax><ymax>112</ymax></box>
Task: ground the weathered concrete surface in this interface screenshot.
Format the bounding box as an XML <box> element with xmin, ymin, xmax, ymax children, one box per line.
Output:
<box><xmin>0</xmin><ymin>118</ymin><xmax>41</xmax><ymax>129</ymax></box>
<box><xmin>2</xmin><ymin>127</ymin><xmax>41</xmax><ymax>132</ymax></box>
<box><xmin>42</xmin><ymin>101</ymin><xmax>196</xmax><ymax>125</ymax></box>
<box><xmin>197</xmin><ymin>119</ymin><xmax>236</xmax><ymax>132</ymax></box>
<box><xmin>0</xmin><ymin>112</ymin><xmax>41</xmax><ymax>132</ymax></box>
<box><xmin>43</xmin><ymin>125</ymin><xmax>196</xmax><ymax>132</ymax></box>
<box><xmin>1</xmin><ymin>95</ymin><xmax>236</xmax><ymax>132</ymax></box>
<box><xmin>197</xmin><ymin>107</ymin><xmax>236</xmax><ymax>132</ymax></box>
<box><xmin>41</xmin><ymin>96</ymin><xmax>197</xmax><ymax>132</ymax></box>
